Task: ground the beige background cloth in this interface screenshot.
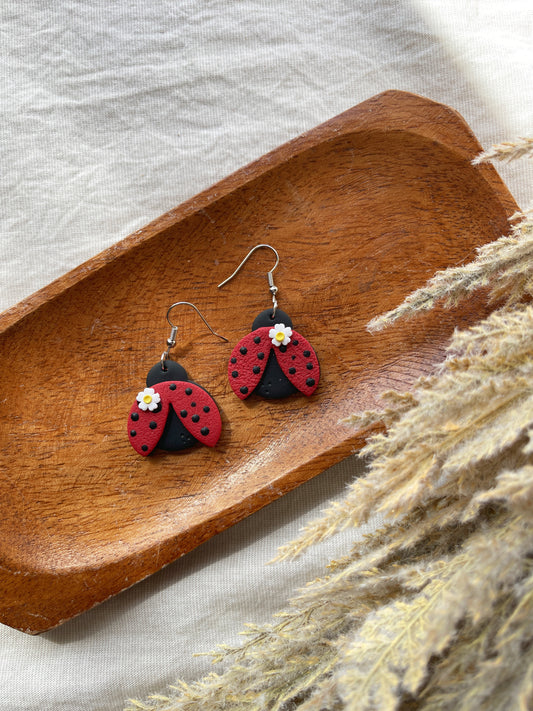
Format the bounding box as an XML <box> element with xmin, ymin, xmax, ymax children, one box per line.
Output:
<box><xmin>0</xmin><ymin>1</ymin><xmax>532</xmax><ymax>709</ymax></box>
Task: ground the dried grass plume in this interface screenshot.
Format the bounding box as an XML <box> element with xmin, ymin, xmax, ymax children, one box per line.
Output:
<box><xmin>127</xmin><ymin>139</ymin><xmax>533</xmax><ymax>711</ymax></box>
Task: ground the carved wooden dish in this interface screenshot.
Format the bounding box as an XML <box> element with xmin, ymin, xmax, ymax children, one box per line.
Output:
<box><xmin>0</xmin><ymin>91</ymin><xmax>518</xmax><ymax>633</ymax></box>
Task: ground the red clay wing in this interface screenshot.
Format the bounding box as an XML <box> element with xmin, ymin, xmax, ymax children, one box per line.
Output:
<box><xmin>227</xmin><ymin>327</ymin><xmax>271</xmax><ymax>400</ymax></box>
<box><xmin>274</xmin><ymin>330</ymin><xmax>320</xmax><ymax>396</ymax></box>
<box><xmin>167</xmin><ymin>381</ymin><xmax>222</xmax><ymax>447</ymax></box>
<box><xmin>127</xmin><ymin>384</ymin><xmax>170</xmax><ymax>456</ymax></box>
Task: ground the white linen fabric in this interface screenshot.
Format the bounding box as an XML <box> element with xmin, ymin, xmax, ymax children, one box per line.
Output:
<box><xmin>0</xmin><ymin>1</ymin><xmax>531</xmax><ymax>709</ymax></box>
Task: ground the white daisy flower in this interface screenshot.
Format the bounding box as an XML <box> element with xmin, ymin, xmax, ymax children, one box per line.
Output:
<box><xmin>269</xmin><ymin>323</ymin><xmax>292</xmax><ymax>347</ymax></box>
<box><xmin>136</xmin><ymin>387</ymin><xmax>161</xmax><ymax>412</ymax></box>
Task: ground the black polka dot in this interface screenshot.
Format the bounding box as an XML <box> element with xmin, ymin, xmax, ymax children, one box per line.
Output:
<box><xmin>200</xmin><ymin>427</ymin><xmax>209</xmax><ymax>436</ymax></box>
<box><xmin>240</xmin><ymin>346</ymin><xmax>248</xmax><ymax>355</ymax></box>
<box><xmin>279</xmin><ymin>345</ymin><xmax>287</xmax><ymax>353</ymax></box>
<box><xmin>303</xmin><ymin>350</ymin><xmax>310</xmax><ymax>357</ymax></box>
<box><xmin>289</xmin><ymin>367</ymin><xmax>296</xmax><ymax>374</ymax></box>
<box><xmin>293</xmin><ymin>339</ymin><xmax>299</xmax><ymax>346</ymax></box>
<box><xmin>306</xmin><ymin>363</ymin><xmax>313</xmax><ymax>370</ymax></box>
<box><xmin>203</xmin><ymin>406</ymin><xmax>210</xmax><ymax>413</ymax></box>
<box><xmin>257</xmin><ymin>352</ymin><xmax>264</xmax><ymax>360</ymax></box>
<box><xmin>185</xmin><ymin>387</ymin><xmax>192</xmax><ymax>395</ymax></box>
<box><xmin>149</xmin><ymin>421</ymin><xmax>157</xmax><ymax>429</ymax></box>
<box><xmin>130</xmin><ymin>429</ymin><xmax>137</xmax><ymax>437</ymax></box>
<box><xmin>240</xmin><ymin>386</ymin><xmax>249</xmax><ymax>394</ymax></box>
<box><xmin>192</xmin><ymin>414</ymin><xmax>200</xmax><ymax>423</ymax></box>
<box><xmin>306</xmin><ymin>378</ymin><xmax>315</xmax><ymax>387</ymax></box>
<box><xmin>253</xmin><ymin>336</ymin><xmax>261</xmax><ymax>344</ymax></box>
<box><xmin>253</xmin><ymin>365</ymin><xmax>261</xmax><ymax>374</ymax></box>
<box><xmin>131</xmin><ymin>412</ymin><xmax>139</xmax><ymax>421</ymax></box>
<box><xmin>180</xmin><ymin>409</ymin><xmax>187</xmax><ymax>418</ymax></box>
<box><xmin>141</xmin><ymin>445</ymin><xmax>148</xmax><ymax>452</ymax></box>
<box><xmin>291</xmin><ymin>355</ymin><xmax>296</xmax><ymax>360</ymax></box>
<box><xmin>231</xmin><ymin>370</ymin><xmax>239</xmax><ymax>378</ymax></box>
<box><xmin>169</xmin><ymin>383</ymin><xmax>177</xmax><ymax>390</ymax></box>
<box><xmin>191</xmin><ymin>402</ymin><xmax>196</xmax><ymax>407</ymax></box>
<box><xmin>230</xmin><ymin>357</ymin><xmax>237</xmax><ymax>364</ymax></box>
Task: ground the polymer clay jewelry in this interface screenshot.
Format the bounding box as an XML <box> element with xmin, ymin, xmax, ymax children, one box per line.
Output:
<box><xmin>127</xmin><ymin>302</ymin><xmax>226</xmax><ymax>456</ymax></box>
<box><xmin>218</xmin><ymin>245</ymin><xmax>320</xmax><ymax>400</ymax></box>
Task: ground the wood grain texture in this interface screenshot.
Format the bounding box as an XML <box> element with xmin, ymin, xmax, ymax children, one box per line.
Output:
<box><xmin>0</xmin><ymin>91</ymin><xmax>518</xmax><ymax>633</ymax></box>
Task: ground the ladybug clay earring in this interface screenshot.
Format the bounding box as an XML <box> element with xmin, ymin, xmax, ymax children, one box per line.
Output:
<box><xmin>218</xmin><ymin>244</ymin><xmax>320</xmax><ymax>400</ymax></box>
<box><xmin>127</xmin><ymin>301</ymin><xmax>227</xmax><ymax>456</ymax></box>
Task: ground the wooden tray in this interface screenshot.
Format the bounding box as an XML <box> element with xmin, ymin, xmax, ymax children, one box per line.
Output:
<box><xmin>0</xmin><ymin>91</ymin><xmax>517</xmax><ymax>633</ymax></box>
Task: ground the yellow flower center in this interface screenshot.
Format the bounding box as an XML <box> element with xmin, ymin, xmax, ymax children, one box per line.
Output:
<box><xmin>143</xmin><ymin>394</ymin><xmax>153</xmax><ymax>404</ymax></box>
<box><xmin>275</xmin><ymin>331</ymin><xmax>285</xmax><ymax>342</ymax></box>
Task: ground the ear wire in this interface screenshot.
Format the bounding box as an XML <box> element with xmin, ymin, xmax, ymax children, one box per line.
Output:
<box><xmin>217</xmin><ymin>244</ymin><xmax>280</xmax><ymax>317</ymax></box>
<box><xmin>161</xmin><ymin>301</ymin><xmax>228</xmax><ymax>369</ymax></box>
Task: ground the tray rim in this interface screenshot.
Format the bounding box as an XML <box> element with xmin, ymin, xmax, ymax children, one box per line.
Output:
<box><xmin>0</xmin><ymin>90</ymin><xmax>519</xmax><ymax>633</ymax></box>
<box><xmin>0</xmin><ymin>89</ymin><xmax>517</xmax><ymax>335</ymax></box>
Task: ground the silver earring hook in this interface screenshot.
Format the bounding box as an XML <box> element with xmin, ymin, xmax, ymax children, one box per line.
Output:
<box><xmin>217</xmin><ymin>244</ymin><xmax>280</xmax><ymax>317</ymax></box>
<box><xmin>161</xmin><ymin>301</ymin><xmax>228</xmax><ymax>369</ymax></box>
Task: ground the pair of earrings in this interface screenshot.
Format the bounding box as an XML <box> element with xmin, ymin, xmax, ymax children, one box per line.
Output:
<box><xmin>127</xmin><ymin>245</ymin><xmax>320</xmax><ymax>456</ymax></box>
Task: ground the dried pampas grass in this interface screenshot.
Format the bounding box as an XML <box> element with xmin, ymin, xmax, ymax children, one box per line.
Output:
<box><xmin>127</xmin><ymin>141</ymin><xmax>533</xmax><ymax>711</ymax></box>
